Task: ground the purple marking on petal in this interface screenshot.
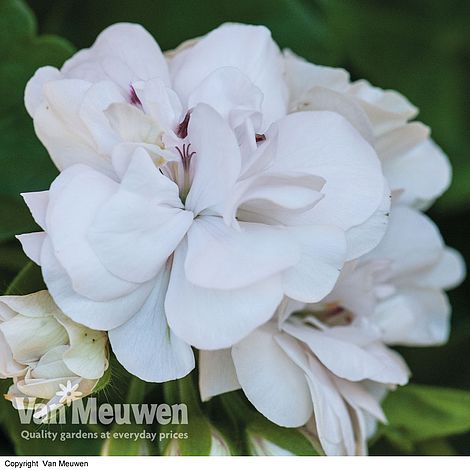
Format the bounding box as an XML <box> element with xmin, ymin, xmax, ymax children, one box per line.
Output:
<box><xmin>176</xmin><ymin>112</ymin><xmax>191</xmax><ymax>139</ymax></box>
<box><xmin>129</xmin><ymin>85</ymin><xmax>142</xmax><ymax>106</ymax></box>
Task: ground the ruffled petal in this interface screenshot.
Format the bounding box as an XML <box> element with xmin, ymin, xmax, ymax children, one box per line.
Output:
<box><xmin>109</xmin><ymin>268</ymin><xmax>194</xmax><ymax>382</ymax></box>
<box><xmin>165</xmin><ymin>241</ymin><xmax>283</xmax><ymax>349</ymax></box>
<box><xmin>170</xmin><ymin>23</ymin><xmax>287</xmax><ymax>128</ymax></box>
<box><xmin>232</xmin><ymin>323</ymin><xmax>313</xmax><ymax>427</ymax></box>
<box><xmin>185</xmin><ymin>216</ymin><xmax>299</xmax><ymax>290</ymax></box>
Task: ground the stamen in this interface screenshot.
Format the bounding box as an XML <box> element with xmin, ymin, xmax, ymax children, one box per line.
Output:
<box><xmin>176</xmin><ymin>143</ymin><xmax>196</xmax><ymax>172</ymax></box>
<box><xmin>255</xmin><ymin>133</ymin><xmax>266</xmax><ymax>143</ymax></box>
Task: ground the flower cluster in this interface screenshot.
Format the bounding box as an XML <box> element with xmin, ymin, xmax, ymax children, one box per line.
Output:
<box><xmin>1</xmin><ymin>22</ymin><xmax>464</xmax><ymax>454</ymax></box>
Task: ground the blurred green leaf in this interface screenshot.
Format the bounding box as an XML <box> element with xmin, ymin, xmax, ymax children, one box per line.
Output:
<box><xmin>0</xmin><ymin>0</ymin><xmax>73</xmax><ymax>209</ymax></box>
<box><xmin>381</xmin><ymin>384</ymin><xmax>470</xmax><ymax>451</ymax></box>
<box><xmin>5</xmin><ymin>261</ymin><xmax>44</xmax><ymax>295</ymax></box>
<box><xmin>246</xmin><ymin>415</ymin><xmax>320</xmax><ymax>455</ymax></box>
<box><xmin>323</xmin><ymin>0</ymin><xmax>470</xmax><ymax>212</ymax></box>
<box><xmin>28</xmin><ymin>0</ymin><xmax>335</xmax><ymax>64</ymax></box>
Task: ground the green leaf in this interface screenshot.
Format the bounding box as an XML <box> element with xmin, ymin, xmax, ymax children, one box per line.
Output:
<box><xmin>0</xmin><ymin>0</ymin><xmax>73</xmax><ymax>209</ymax></box>
<box><xmin>381</xmin><ymin>384</ymin><xmax>470</xmax><ymax>451</ymax></box>
<box><xmin>246</xmin><ymin>415</ymin><xmax>320</xmax><ymax>456</ymax></box>
<box><xmin>5</xmin><ymin>261</ymin><xmax>45</xmax><ymax>295</ymax></box>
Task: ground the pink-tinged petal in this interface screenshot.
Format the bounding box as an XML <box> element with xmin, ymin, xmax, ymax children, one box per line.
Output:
<box><xmin>185</xmin><ymin>104</ymin><xmax>241</xmax><ymax>216</ymax></box>
<box><xmin>24</xmin><ymin>66</ymin><xmax>62</xmax><ymax>117</ymax></box>
<box><xmin>184</xmin><ymin>217</ymin><xmax>299</xmax><ymax>290</ymax></box>
<box><xmin>88</xmin><ymin>149</ymin><xmax>193</xmax><ymax>284</ymax></box>
<box><xmin>109</xmin><ymin>267</ymin><xmax>194</xmax><ymax>382</ymax></box>
<box><xmin>199</xmin><ymin>349</ymin><xmax>240</xmax><ymax>401</ymax></box>
<box><xmin>170</xmin><ymin>23</ymin><xmax>287</xmax><ymax>128</ymax></box>
<box><xmin>282</xmin><ymin>225</ymin><xmax>346</xmax><ymax>303</ymax></box>
<box><xmin>165</xmin><ymin>242</ymin><xmax>283</xmax><ymax>349</ymax></box>
<box><xmin>41</xmin><ymin>237</ymin><xmax>153</xmax><ymax>331</ymax></box>
<box><xmin>62</xmin><ymin>23</ymin><xmax>170</xmax><ymax>87</ymax></box>
<box><xmin>21</xmin><ymin>191</ymin><xmax>49</xmax><ymax>230</ymax></box>
<box><xmin>16</xmin><ymin>232</ymin><xmax>46</xmax><ymax>265</ymax></box>
<box><xmin>232</xmin><ymin>323</ymin><xmax>313</xmax><ymax>427</ymax></box>
<box><xmin>46</xmin><ymin>166</ymin><xmax>139</xmax><ymax>301</ymax></box>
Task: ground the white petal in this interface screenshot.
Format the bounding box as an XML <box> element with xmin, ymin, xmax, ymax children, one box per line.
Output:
<box><xmin>284</xmin><ymin>321</ymin><xmax>408</xmax><ymax>384</ymax></box>
<box><xmin>0</xmin><ymin>290</ymin><xmax>60</xmax><ymax>318</ymax></box>
<box><xmin>88</xmin><ymin>150</ymin><xmax>193</xmax><ymax>283</ymax></box>
<box><xmin>232</xmin><ymin>323</ymin><xmax>313</xmax><ymax>427</ymax></box>
<box><xmin>282</xmin><ymin>225</ymin><xmax>346</xmax><ymax>303</ymax></box>
<box><xmin>55</xmin><ymin>313</ymin><xmax>108</xmax><ymax>380</ymax></box>
<box><xmin>295</xmin><ymin>87</ymin><xmax>375</xmax><ymax>145</ymax></box>
<box><xmin>347</xmin><ymin>79</ymin><xmax>417</xmax><ymax>134</ymax></box>
<box><xmin>170</xmin><ymin>23</ymin><xmax>287</xmax><ymax>128</ymax></box>
<box><xmin>414</xmin><ymin>247</ymin><xmax>465</xmax><ymax>290</ymax></box>
<box><xmin>188</xmin><ymin>67</ymin><xmax>263</xmax><ymax>129</ymax></box>
<box><xmin>373</xmin><ymin>287</ymin><xmax>451</xmax><ymax>346</ymax></box>
<box><xmin>277</xmin><ymin>337</ymin><xmax>355</xmax><ymax>456</ymax></box>
<box><xmin>46</xmin><ymin>165</ymin><xmax>139</xmax><ymax>301</ymax></box>
<box><xmin>344</xmin><ymin>181</ymin><xmax>391</xmax><ymax>260</ymax></box>
<box><xmin>41</xmin><ymin>237</ymin><xmax>153</xmax><ymax>330</ymax></box>
<box><xmin>199</xmin><ymin>349</ymin><xmax>240</xmax><ymax>401</ymax></box>
<box><xmin>62</xmin><ymin>23</ymin><xmax>170</xmax><ymax>87</ymax></box>
<box><xmin>185</xmin><ymin>217</ymin><xmax>299</xmax><ymax>290</ymax></box>
<box><xmin>365</xmin><ymin>206</ymin><xmax>443</xmax><ymax>277</ymax></box>
<box><xmin>21</xmin><ymin>191</ymin><xmax>49</xmax><ymax>230</ymax></box>
<box><xmin>165</xmin><ymin>242</ymin><xmax>283</xmax><ymax>349</ymax></box>
<box><xmin>265</xmin><ymin>111</ymin><xmax>384</xmax><ymax>232</ymax></box>
<box><xmin>16</xmin><ymin>232</ymin><xmax>46</xmax><ymax>265</ymax></box>
<box><xmin>0</xmin><ymin>331</ymin><xmax>26</xmax><ymax>378</ymax></box>
<box><xmin>109</xmin><ymin>267</ymin><xmax>194</xmax><ymax>382</ymax></box>
<box><xmin>30</xmin><ymin>345</ymin><xmax>72</xmax><ymax>379</ymax></box>
<box><xmin>0</xmin><ymin>312</ymin><xmax>67</xmax><ymax>364</ymax></box>
<box><xmin>184</xmin><ymin>104</ymin><xmax>241</xmax><ymax>216</ymax></box>
<box><xmin>382</xmin><ymin>138</ymin><xmax>451</xmax><ymax>208</ymax></box>
<box><xmin>133</xmin><ymin>78</ymin><xmax>183</xmax><ymax>131</ymax></box>
<box><xmin>284</xmin><ymin>50</ymin><xmax>350</xmax><ymax>105</ymax></box>
<box><xmin>24</xmin><ymin>66</ymin><xmax>62</xmax><ymax>117</ymax></box>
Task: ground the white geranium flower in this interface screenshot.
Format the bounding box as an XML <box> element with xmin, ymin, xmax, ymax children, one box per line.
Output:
<box><xmin>199</xmin><ymin>301</ymin><xmax>407</xmax><ymax>456</ymax></box>
<box><xmin>284</xmin><ymin>51</ymin><xmax>451</xmax><ymax>209</ymax></box>
<box><xmin>318</xmin><ymin>205</ymin><xmax>465</xmax><ymax>346</ymax></box>
<box><xmin>0</xmin><ymin>291</ymin><xmax>108</xmax><ymax>416</ymax></box>
<box><xmin>25</xmin><ymin>23</ymin><xmax>287</xmax><ymax>178</ymax></box>
<box><xmin>19</xmin><ymin>24</ymin><xmax>386</xmax><ymax>383</ymax></box>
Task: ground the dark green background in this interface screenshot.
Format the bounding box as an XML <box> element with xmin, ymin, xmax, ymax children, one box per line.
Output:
<box><xmin>0</xmin><ymin>0</ymin><xmax>469</xmax><ymax>456</ymax></box>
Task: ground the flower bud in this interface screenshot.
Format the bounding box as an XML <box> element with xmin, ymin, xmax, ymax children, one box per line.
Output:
<box><xmin>0</xmin><ymin>290</ymin><xmax>108</xmax><ymax>416</ymax></box>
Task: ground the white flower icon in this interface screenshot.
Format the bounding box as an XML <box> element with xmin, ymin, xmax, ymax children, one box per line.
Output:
<box><xmin>56</xmin><ymin>380</ymin><xmax>83</xmax><ymax>406</ymax></box>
